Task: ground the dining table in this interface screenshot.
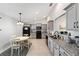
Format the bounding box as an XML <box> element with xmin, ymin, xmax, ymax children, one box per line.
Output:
<box><xmin>10</xmin><ymin>36</ymin><xmax>30</xmax><ymax>56</ymax></box>
<box><xmin>14</xmin><ymin>36</ymin><xmax>30</xmax><ymax>51</ymax></box>
<box><xmin>14</xmin><ymin>36</ymin><xmax>29</xmax><ymax>42</ymax></box>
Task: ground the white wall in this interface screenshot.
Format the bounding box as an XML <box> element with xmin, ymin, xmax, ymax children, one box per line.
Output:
<box><xmin>0</xmin><ymin>14</ymin><xmax>22</xmax><ymax>53</ymax></box>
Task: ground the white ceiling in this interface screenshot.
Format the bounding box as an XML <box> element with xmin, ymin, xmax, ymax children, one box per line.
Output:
<box><xmin>0</xmin><ymin>3</ymin><xmax>53</xmax><ymax>24</ymax></box>
<box><xmin>0</xmin><ymin>3</ymin><xmax>71</xmax><ymax>24</ymax></box>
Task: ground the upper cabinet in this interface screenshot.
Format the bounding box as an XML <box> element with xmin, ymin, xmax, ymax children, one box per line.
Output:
<box><xmin>47</xmin><ymin>20</ymin><xmax>54</xmax><ymax>33</ymax></box>
<box><xmin>55</xmin><ymin>14</ymin><xmax>66</xmax><ymax>31</ymax></box>
<box><xmin>76</xmin><ymin>4</ymin><xmax>79</xmax><ymax>29</ymax></box>
<box><xmin>66</xmin><ymin>4</ymin><xmax>77</xmax><ymax>30</ymax></box>
<box><xmin>65</xmin><ymin>4</ymin><xmax>79</xmax><ymax>31</ymax></box>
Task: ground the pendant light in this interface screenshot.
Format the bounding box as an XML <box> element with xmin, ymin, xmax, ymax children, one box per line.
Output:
<box><xmin>17</xmin><ymin>12</ymin><xmax>24</xmax><ymax>25</ymax></box>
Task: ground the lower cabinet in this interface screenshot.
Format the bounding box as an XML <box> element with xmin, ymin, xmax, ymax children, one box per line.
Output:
<box><xmin>48</xmin><ymin>37</ymin><xmax>72</xmax><ymax>56</ymax></box>
<box><xmin>48</xmin><ymin>37</ymin><xmax>59</xmax><ymax>56</ymax></box>
<box><xmin>53</xmin><ymin>42</ymin><xmax>59</xmax><ymax>56</ymax></box>
<box><xmin>48</xmin><ymin>37</ymin><xmax>54</xmax><ymax>55</ymax></box>
<box><xmin>50</xmin><ymin>40</ymin><xmax>54</xmax><ymax>55</ymax></box>
<box><xmin>30</xmin><ymin>33</ymin><xmax>36</xmax><ymax>39</ymax></box>
<box><xmin>59</xmin><ymin>47</ymin><xmax>71</xmax><ymax>56</ymax></box>
<box><xmin>48</xmin><ymin>37</ymin><xmax>51</xmax><ymax>49</ymax></box>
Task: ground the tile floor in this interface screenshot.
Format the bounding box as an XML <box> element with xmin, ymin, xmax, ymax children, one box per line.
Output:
<box><xmin>27</xmin><ymin>39</ymin><xmax>51</xmax><ymax>56</ymax></box>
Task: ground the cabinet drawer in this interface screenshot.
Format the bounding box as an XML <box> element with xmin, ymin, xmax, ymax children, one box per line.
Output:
<box><xmin>54</xmin><ymin>42</ymin><xmax>59</xmax><ymax>49</ymax></box>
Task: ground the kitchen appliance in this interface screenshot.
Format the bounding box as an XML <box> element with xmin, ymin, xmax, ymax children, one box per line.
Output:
<box><xmin>36</xmin><ymin>31</ymin><xmax>41</xmax><ymax>39</ymax></box>
<box><xmin>63</xmin><ymin>35</ymin><xmax>76</xmax><ymax>44</ymax></box>
<box><xmin>36</xmin><ymin>26</ymin><xmax>41</xmax><ymax>30</ymax></box>
<box><xmin>68</xmin><ymin>36</ymin><xmax>75</xmax><ymax>44</ymax></box>
<box><xmin>36</xmin><ymin>26</ymin><xmax>42</xmax><ymax>39</ymax></box>
<box><xmin>23</xmin><ymin>26</ymin><xmax>30</xmax><ymax>36</ymax></box>
<box><xmin>75</xmin><ymin>36</ymin><xmax>79</xmax><ymax>47</ymax></box>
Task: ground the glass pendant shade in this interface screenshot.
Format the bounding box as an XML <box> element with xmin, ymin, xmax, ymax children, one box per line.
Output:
<box><xmin>17</xmin><ymin>21</ymin><xmax>24</xmax><ymax>25</ymax></box>
<box><xmin>17</xmin><ymin>12</ymin><xmax>24</xmax><ymax>25</ymax></box>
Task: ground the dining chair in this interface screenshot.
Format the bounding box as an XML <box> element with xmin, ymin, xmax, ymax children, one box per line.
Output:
<box><xmin>21</xmin><ymin>39</ymin><xmax>30</xmax><ymax>50</ymax></box>
<box><xmin>24</xmin><ymin>34</ymin><xmax>28</xmax><ymax>36</ymax></box>
<box><xmin>10</xmin><ymin>39</ymin><xmax>20</xmax><ymax>56</ymax></box>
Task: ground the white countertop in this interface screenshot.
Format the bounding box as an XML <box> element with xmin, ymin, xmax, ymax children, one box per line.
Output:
<box><xmin>14</xmin><ymin>36</ymin><xmax>29</xmax><ymax>42</ymax></box>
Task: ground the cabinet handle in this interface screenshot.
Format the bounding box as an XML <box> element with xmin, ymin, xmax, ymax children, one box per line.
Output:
<box><xmin>76</xmin><ymin>21</ymin><xmax>79</xmax><ymax>28</ymax></box>
<box><xmin>74</xmin><ymin>22</ymin><xmax>75</xmax><ymax>28</ymax></box>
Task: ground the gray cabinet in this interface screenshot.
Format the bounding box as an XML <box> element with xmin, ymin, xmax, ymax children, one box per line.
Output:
<box><xmin>30</xmin><ymin>24</ymin><xmax>47</xmax><ymax>39</ymax></box>
<box><xmin>59</xmin><ymin>47</ymin><xmax>71</xmax><ymax>56</ymax></box>
<box><xmin>47</xmin><ymin>20</ymin><xmax>54</xmax><ymax>33</ymax></box>
<box><xmin>42</xmin><ymin>24</ymin><xmax>47</xmax><ymax>39</ymax></box>
<box><xmin>53</xmin><ymin>42</ymin><xmax>59</xmax><ymax>56</ymax></box>
<box><xmin>48</xmin><ymin>37</ymin><xmax>54</xmax><ymax>55</ymax></box>
<box><xmin>48</xmin><ymin>37</ymin><xmax>51</xmax><ymax>49</ymax></box>
<box><xmin>48</xmin><ymin>36</ymin><xmax>73</xmax><ymax>56</ymax></box>
<box><xmin>30</xmin><ymin>24</ymin><xmax>36</xmax><ymax>39</ymax></box>
<box><xmin>76</xmin><ymin>4</ymin><xmax>79</xmax><ymax>30</ymax></box>
<box><xmin>31</xmin><ymin>24</ymin><xmax>36</xmax><ymax>30</ymax></box>
<box><xmin>48</xmin><ymin>37</ymin><xmax>59</xmax><ymax>56</ymax></box>
<box><xmin>30</xmin><ymin>33</ymin><xmax>36</xmax><ymax>39</ymax></box>
<box><xmin>42</xmin><ymin>24</ymin><xmax>47</xmax><ymax>30</ymax></box>
<box><xmin>66</xmin><ymin>4</ymin><xmax>79</xmax><ymax>31</ymax></box>
<box><xmin>66</xmin><ymin>4</ymin><xmax>77</xmax><ymax>30</ymax></box>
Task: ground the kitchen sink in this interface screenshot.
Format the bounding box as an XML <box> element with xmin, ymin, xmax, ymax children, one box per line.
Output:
<box><xmin>50</xmin><ymin>35</ymin><xmax>57</xmax><ymax>39</ymax></box>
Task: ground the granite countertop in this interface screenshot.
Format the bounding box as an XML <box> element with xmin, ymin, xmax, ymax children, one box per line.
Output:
<box><xmin>49</xmin><ymin>36</ymin><xmax>79</xmax><ymax>56</ymax></box>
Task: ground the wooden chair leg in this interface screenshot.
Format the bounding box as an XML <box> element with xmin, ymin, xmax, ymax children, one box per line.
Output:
<box><xmin>11</xmin><ymin>48</ymin><xmax>13</xmax><ymax>56</ymax></box>
<box><xmin>18</xmin><ymin>48</ymin><xmax>20</xmax><ymax>56</ymax></box>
